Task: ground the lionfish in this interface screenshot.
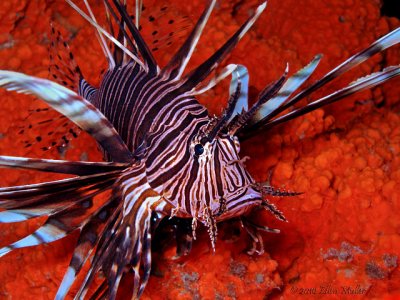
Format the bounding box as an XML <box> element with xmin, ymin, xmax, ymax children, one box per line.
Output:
<box><xmin>0</xmin><ymin>0</ymin><xmax>399</xmax><ymax>298</ymax></box>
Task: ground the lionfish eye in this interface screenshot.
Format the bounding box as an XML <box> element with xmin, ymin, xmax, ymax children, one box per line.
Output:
<box><xmin>194</xmin><ymin>143</ymin><xmax>204</xmax><ymax>156</ymax></box>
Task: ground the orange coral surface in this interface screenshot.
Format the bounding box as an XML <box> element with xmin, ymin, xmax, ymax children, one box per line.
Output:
<box><xmin>0</xmin><ymin>0</ymin><xmax>399</xmax><ymax>299</ymax></box>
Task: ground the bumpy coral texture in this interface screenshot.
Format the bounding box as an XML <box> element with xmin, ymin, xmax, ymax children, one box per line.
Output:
<box><xmin>0</xmin><ymin>0</ymin><xmax>399</xmax><ymax>299</ymax></box>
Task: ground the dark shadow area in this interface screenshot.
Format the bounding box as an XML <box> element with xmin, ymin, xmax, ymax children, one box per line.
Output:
<box><xmin>381</xmin><ymin>0</ymin><xmax>400</xmax><ymax>19</ymax></box>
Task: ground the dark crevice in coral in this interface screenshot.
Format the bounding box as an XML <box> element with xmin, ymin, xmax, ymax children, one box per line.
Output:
<box><xmin>381</xmin><ymin>0</ymin><xmax>400</xmax><ymax>19</ymax></box>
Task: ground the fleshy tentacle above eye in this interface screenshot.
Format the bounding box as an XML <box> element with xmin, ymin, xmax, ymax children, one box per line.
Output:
<box><xmin>188</xmin><ymin>64</ymin><xmax>250</xmax><ymax>136</ymax></box>
<box><xmin>226</xmin><ymin>65</ymin><xmax>250</xmax><ymax>123</ymax></box>
<box><xmin>196</xmin><ymin>64</ymin><xmax>250</xmax><ymax>143</ymax></box>
<box><xmin>227</xmin><ymin>64</ymin><xmax>289</xmax><ymax>135</ymax></box>
<box><xmin>226</xmin><ymin>56</ymin><xmax>319</xmax><ymax>136</ymax></box>
<box><xmin>0</xmin><ymin>70</ymin><xmax>133</xmax><ymax>163</ymax></box>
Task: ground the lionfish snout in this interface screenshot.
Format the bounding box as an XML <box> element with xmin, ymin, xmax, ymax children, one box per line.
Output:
<box><xmin>213</xmin><ymin>185</ymin><xmax>263</xmax><ymax>222</ymax></box>
<box><xmin>189</xmin><ymin>135</ymin><xmax>264</xmax><ymax>230</ymax></box>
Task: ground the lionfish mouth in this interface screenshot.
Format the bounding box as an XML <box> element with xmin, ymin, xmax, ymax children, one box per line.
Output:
<box><xmin>215</xmin><ymin>182</ymin><xmax>297</xmax><ymax>222</ymax></box>
<box><xmin>215</xmin><ymin>185</ymin><xmax>263</xmax><ymax>222</ymax></box>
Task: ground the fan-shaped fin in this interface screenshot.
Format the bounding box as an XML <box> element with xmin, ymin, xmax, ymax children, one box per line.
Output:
<box><xmin>251</xmin><ymin>55</ymin><xmax>321</xmax><ymax>124</ymax></box>
<box><xmin>0</xmin><ymin>71</ymin><xmax>133</xmax><ymax>162</ymax></box>
<box><xmin>268</xmin><ymin>27</ymin><xmax>400</xmax><ymax>120</ymax></box>
<box><xmin>0</xmin><ymin>155</ymin><xmax>128</xmax><ymax>175</ymax></box>
<box><xmin>190</xmin><ymin>64</ymin><xmax>237</xmax><ymax>95</ymax></box>
<box><xmin>0</xmin><ymin>171</ymin><xmax>120</xmax><ymax>209</ymax></box>
<box><xmin>48</xmin><ymin>22</ymin><xmax>82</xmax><ymax>90</ymax></box>
<box><xmin>265</xmin><ymin>65</ymin><xmax>400</xmax><ymax>128</ymax></box>
<box><xmin>0</xmin><ymin>180</ymin><xmax>114</xmax><ymax>223</ymax></box>
<box><xmin>19</xmin><ymin>23</ymin><xmax>86</xmax><ymax>154</ymax></box>
<box><xmin>66</xmin><ymin>0</ymin><xmax>145</xmax><ymax>70</ymax></box>
<box><xmin>137</xmin><ymin>4</ymin><xmax>192</xmax><ymax>58</ymax></box>
<box><xmin>178</xmin><ymin>2</ymin><xmax>267</xmax><ymax>92</ymax></box>
<box><xmin>55</xmin><ymin>197</ymin><xmax>121</xmax><ymax>299</ymax></box>
<box><xmin>110</xmin><ymin>0</ymin><xmax>158</xmax><ymax>74</ymax></box>
<box><xmin>15</xmin><ymin>101</ymin><xmax>81</xmax><ymax>153</ymax></box>
<box><xmin>228</xmin><ymin>65</ymin><xmax>288</xmax><ymax>135</ymax></box>
<box><xmin>162</xmin><ymin>0</ymin><xmax>216</xmax><ymax>79</ymax></box>
<box><xmin>0</xmin><ymin>196</ymin><xmax>95</xmax><ymax>257</ymax></box>
<box><xmin>74</xmin><ymin>164</ymin><xmax>163</xmax><ymax>300</ymax></box>
<box><xmin>82</xmin><ymin>0</ymin><xmax>116</xmax><ymax>69</ymax></box>
<box><xmin>0</xmin><ymin>180</ymin><xmax>110</xmax><ymax>223</ymax></box>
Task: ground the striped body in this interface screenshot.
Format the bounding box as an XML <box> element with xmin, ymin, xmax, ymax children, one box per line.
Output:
<box><xmin>88</xmin><ymin>62</ymin><xmax>262</xmax><ymax>221</ymax></box>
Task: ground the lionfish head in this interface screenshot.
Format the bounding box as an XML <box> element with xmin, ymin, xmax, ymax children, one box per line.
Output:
<box><xmin>185</xmin><ymin>78</ymin><xmax>270</xmax><ymax>248</ymax></box>
<box><xmin>190</xmin><ymin>127</ymin><xmax>262</xmax><ymax>222</ymax></box>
